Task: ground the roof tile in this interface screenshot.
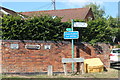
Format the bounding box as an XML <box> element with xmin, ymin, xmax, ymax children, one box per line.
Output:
<box><xmin>21</xmin><ymin>8</ymin><xmax>92</xmax><ymax>22</ymax></box>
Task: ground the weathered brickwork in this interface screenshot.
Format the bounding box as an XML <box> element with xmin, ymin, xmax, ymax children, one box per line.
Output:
<box><xmin>1</xmin><ymin>40</ymin><xmax>110</xmax><ymax>73</ymax></box>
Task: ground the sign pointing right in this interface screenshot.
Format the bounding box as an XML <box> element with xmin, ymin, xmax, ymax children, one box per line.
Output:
<box><xmin>74</xmin><ymin>22</ymin><xmax>88</xmax><ymax>27</ymax></box>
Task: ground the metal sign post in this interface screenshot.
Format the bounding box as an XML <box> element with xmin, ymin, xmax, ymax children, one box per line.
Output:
<box><xmin>71</xmin><ymin>19</ymin><xmax>74</xmax><ymax>72</ymax></box>
<box><xmin>63</xmin><ymin>19</ymin><xmax>87</xmax><ymax>73</ymax></box>
<box><xmin>71</xmin><ymin>19</ymin><xmax>87</xmax><ymax>73</ymax></box>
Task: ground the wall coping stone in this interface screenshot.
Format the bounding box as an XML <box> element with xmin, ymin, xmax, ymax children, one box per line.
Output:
<box><xmin>1</xmin><ymin>40</ymin><xmax>71</xmax><ymax>44</ymax></box>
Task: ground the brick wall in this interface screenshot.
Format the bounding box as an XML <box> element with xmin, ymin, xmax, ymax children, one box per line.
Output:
<box><xmin>1</xmin><ymin>40</ymin><xmax>110</xmax><ymax>73</ymax></box>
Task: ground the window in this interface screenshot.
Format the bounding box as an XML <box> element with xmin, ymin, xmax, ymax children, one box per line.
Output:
<box><xmin>112</xmin><ymin>49</ymin><xmax>120</xmax><ymax>53</ymax></box>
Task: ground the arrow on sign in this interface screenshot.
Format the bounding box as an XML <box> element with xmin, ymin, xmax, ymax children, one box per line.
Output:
<box><xmin>66</xmin><ymin>28</ymin><xmax>72</xmax><ymax>31</ymax></box>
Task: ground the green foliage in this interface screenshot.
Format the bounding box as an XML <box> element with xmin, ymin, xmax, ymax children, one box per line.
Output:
<box><xmin>2</xmin><ymin>15</ymin><xmax>24</xmax><ymax>40</ymax></box>
<box><xmin>74</xmin><ymin>18</ymin><xmax>113</xmax><ymax>43</ymax></box>
<box><xmin>107</xmin><ymin>16</ymin><xmax>118</xmax><ymax>28</ymax></box>
<box><xmin>107</xmin><ymin>16</ymin><xmax>120</xmax><ymax>43</ymax></box>
<box><xmin>1</xmin><ymin>14</ymin><xmax>119</xmax><ymax>44</ymax></box>
<box><xmin>82</xmin><ymin>3</ymin><xmax>119</xmax><ymax>43</ymax></box>
<box><xmin>83</xmin><ymin>3</ymin><xmax>105</xmax><ymax>19</ymax></box>
<box><xmin>1</xmin><ymin>15</ymin><xmax>69</xmax><ymax>41</ymax></box>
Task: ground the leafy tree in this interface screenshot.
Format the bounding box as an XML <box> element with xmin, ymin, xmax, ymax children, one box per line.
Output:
<box><xmin>110</xmin><ymin>28</ymin><xmax>120</xmax><ymax>43</ymax></box>
<box><xmin>82</xmin><ymin>3</ymin><xmax>120</xmax><ymax>43</ymax></box>
<box><xmin>83</xmin><ymin>3</ymin><xmax>105</xmax><ymax>19</ymax></box>
<box><xmin>74</xmin><ymin>18</ymin><xmax>113</xmax><ymax>43</ymax></box>
<box><xmin>106</xmin><ymin>16</ymin><xmax>120</xmax><ymax>43</ymax></box>
<box><xmin>107</xmin><ymin>16</ymin><xmax>118</xmax><ymax>28</ymax></box>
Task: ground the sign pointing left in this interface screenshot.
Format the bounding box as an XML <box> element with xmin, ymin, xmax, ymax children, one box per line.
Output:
<box><xmin>66</xmin><ymin>28</ymin><xmax>72</xmax><ymax>31</ymax></box>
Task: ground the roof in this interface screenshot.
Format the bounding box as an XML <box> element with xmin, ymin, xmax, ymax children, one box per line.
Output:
<box><xmin>0</xmin><ymin>6</ymin><xmax>17</xmax><ymax>16</ymax></box>
<box><xmin>0</xmin><ymin>6</ymin><xmax>25</xmax><ymax>18</ymax></box>
<box><xmin>21</xmin><ymin>8</ymin><xmax>94</xmax><ymax>22</ymax></box>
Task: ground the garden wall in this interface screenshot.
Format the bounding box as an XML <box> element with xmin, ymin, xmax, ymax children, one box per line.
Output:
<box><xmin>1</xmin><ymin>40</ymin><xmax>110</xmax><ymax>73</ymax></box>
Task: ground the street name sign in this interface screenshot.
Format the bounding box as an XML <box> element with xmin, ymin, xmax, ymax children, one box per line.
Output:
<box><xmin>64</xmin><ymin>31</ymin><xmax>79</xmax><ymax>39</ymax></box>
<box><xmin>62</xmin><ymin>58</ymin><xmax>84</xmax><ymax>63</ymax></box>
<box><xmin>74</xmin><ymin>22</ymin><xmax>88</xmax><ymax>27</ymax></box>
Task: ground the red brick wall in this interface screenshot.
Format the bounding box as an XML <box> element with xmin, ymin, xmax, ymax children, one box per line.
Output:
<box><xmin>1</xmin><ymin>40</ymin><xmax>110</xmax><ymax>73</ymax></box>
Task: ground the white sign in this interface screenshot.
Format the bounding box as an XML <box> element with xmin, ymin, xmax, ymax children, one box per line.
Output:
<box><xmin>74</xmin><ymin>22</ymin><xmax>87</xmax><ymax>27</ymax></box>
<box><xmin>62</xmin><ymin>58</ymin><xmax>84</xmax><ymax>63</ymax></box>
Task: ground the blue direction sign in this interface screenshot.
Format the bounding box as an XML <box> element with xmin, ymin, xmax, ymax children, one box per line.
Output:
<box><xmin>64</xmin><ymin>31</ymin><xmax>79</xmax><ymax>39</ymax></box>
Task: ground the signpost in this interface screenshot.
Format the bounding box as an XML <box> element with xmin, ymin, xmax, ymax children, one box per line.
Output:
<box><xmin>71</xmin><ymin>19</ymin><xmax>74</xmax><ymax>72</ymax></box>
<box><xmin>63</xmin><ymin>19</ymin><xmax>87</xmax><ymax>73</ymax></box>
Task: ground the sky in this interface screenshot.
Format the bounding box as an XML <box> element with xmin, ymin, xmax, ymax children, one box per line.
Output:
<box><xmin>1</xmin><ymin>0</ymin><xmax>119</xmax><ymax>18</ymax></box>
